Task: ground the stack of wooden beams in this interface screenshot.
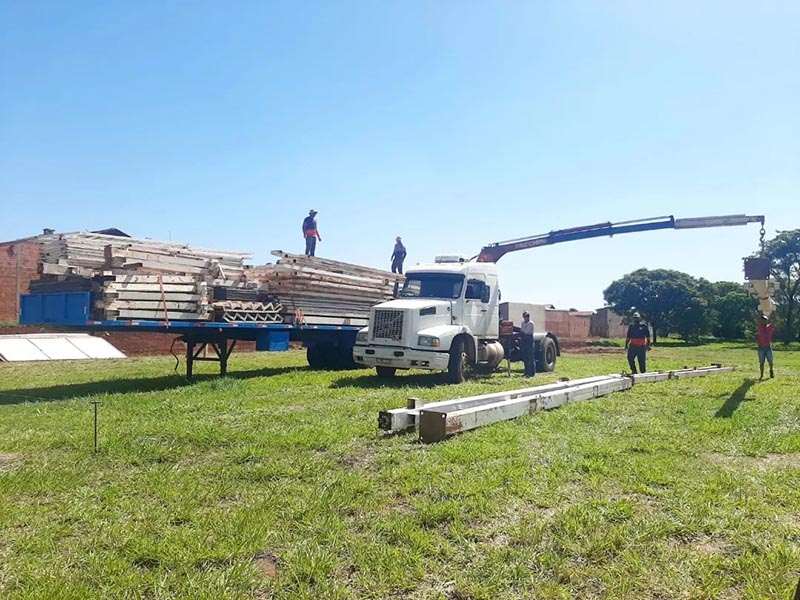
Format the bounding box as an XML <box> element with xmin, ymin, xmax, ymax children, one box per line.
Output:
<box><xmin>252</xmin><ymin>251</ymin><xmax>404</xmax><ymax>326</ymax></box>
<box><xmin>97</xmin><ymin>275</ymin><xmax>208</xmax><ymax>321</ymax></box>
<box><xmin>40</xmin><ymin>232</ymin><xmax>251</xmax><ymax>279</ymax></box>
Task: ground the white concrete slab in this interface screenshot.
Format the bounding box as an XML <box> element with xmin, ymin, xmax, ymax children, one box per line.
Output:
<box><xmin>0</xmin><ymin>334</ymin><xmax>126</xmax><ymax>362</ymax></box>
<box><xmin>0</xmin><ymin>339</ymin><xmax>50</xmax><ymax>361</ymax></box>
<box><xmin>68</xmin><ymin>336</ymin><xmax>126</xmax><ymax>359</ymax></box>
<box><xmin>29</xmin><ymin>337</ymin><xmax>89</xmax><ymax>360</ymax></box>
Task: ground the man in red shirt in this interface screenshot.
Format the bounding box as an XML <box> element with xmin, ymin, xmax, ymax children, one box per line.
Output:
<box><xmin>756</xmin><ymin>313</ymin><xmax>775</xmax><ymax>379</ymax></box>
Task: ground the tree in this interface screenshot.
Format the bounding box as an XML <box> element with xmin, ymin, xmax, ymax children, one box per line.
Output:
<box><xmin>705</xmin><ymin>281</ymin><xmax>757</xmax><ymax>340</ymax></box>
<box><xmin>603</xmin><ymin>269</ymin><xmax>705</xmax><ymax>344</ymax></box>
<box><xmin>763</xmin><ymin>230</ymin><xmax>800</xmax><ymax>342</ymax></box>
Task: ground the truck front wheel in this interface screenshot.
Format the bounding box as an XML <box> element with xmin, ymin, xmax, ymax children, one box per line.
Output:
<box><xmin>376</xmin><ymin>366</ymin><xmax>396</xmax><ymax>377</ymax></box>
<box><xmin>447</xmin><ymin>337</ymin><xmax>469</xmax><ymax>384</ymax></box>
<box><xmin>537</xmin><ymin>337</ymin><xmax>557</xmax><ymax>372</ymax></box>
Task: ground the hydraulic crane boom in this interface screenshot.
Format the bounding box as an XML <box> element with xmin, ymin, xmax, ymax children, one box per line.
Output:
<box><xmin>475</xmin><ymin>214</ymin><xmax>765</xmax><ymax>263</ymax></box>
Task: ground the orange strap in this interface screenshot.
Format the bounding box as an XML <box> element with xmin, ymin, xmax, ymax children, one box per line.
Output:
<box><xmin>157</xmin><ymin>274</ymin><xmax>170</xmax><ymax>326</ymax></box>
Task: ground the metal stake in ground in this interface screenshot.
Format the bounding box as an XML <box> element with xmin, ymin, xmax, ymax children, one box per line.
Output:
<box><xmin>91</xmin><ymin>401</ymin><xmax>100</xmax><ymax>452</ymax></box>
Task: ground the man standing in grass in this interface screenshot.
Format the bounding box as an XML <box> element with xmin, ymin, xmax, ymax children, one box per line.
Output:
<box><xmin>520</xmin><ymin>311</ymin><xmax>535</xmax><ymax>377</ymax></box>
<box><xmin>625</xmin><ymin>312</ymin><xmax>651</xmax><ymax>374</ymax></box>
<box><xmin>757</xmin><ymin>313</ymin><xmax>775</xmax><ymax>379</ymax></box>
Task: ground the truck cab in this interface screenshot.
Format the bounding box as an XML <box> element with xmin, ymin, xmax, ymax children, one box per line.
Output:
<box><xmin>353</xmin><ymin>256</ymin><xmax>558</xmax><ymax>382</ymax></box>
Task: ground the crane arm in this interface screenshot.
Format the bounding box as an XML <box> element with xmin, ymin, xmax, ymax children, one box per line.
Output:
<box><xmin>475</xmin><ymin>214</ymin><xmax>765</xmax><ymax>263</ymax></box>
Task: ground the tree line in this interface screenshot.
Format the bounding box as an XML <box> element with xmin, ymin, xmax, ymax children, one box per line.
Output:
<box><xmin>603</xmin><ymin>229</ymin><xmax>800</xmax><ymax>343</ymax></box>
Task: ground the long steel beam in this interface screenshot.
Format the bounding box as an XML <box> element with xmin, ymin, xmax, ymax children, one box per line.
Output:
<box><xmin>380</xmin><ymin>365</ymin><xmax>735</xmax><ymax>443</ymax></box>
<box><xmin>378</xmin><ymin>375</ymin><xmax>615</xmax><ymax>433</ymax></box>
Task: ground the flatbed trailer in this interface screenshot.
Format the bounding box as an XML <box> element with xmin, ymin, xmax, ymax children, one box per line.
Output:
<box><xmin>18</xmin><ymin>292</ymin><xmax>361</xmax><ymax>377</ymax></box>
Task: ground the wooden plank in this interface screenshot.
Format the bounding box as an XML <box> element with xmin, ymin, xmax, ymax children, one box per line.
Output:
<box><xmin>99</xmin><ymin>300</ymin><xmax>202</xmax><ymax>311</ymax></box>
<box><xmin>105</xmin><ymin>309</ymin><xmax>207</xmax><ymax>320</ymax></box>
<box><xmin>105</xmin><ymin>274</ymin><xmax>199</xmax><ymax>284</ymax></box>
<box><xmin>102</xmin><ymin>291</ymin><xmax>202</xmax><ymax>302</ymax></box>
<box><xmin>104</xmin><ymin>283</ymin><xmax>200</xmax><ymax>293</ymax></box>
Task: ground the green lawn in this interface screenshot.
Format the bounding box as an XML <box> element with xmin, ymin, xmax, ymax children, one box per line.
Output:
<box><xmin>1</xmin><ymin>344</ymin><xmax>799</xmax><ymax>599</ymax></box>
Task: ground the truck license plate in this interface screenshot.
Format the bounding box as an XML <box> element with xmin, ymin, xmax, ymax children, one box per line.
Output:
<box><xmin>376</xmin><ymin>358</ymin><xmax>391</xmax><ymax>365</ymax></box>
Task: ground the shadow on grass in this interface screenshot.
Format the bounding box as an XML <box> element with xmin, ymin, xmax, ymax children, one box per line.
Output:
<box><xmin>331</xmin><ymin>371</ymin><xmax>451</xmax><ymax>389</ymax></box>
<box><xmin>714</xmin><ymin>378</ymin><xmax>758</xmax><ymax>418</ymax></box>
<box><xmin>0</xmin><ymin>365</ymin><xmax>310</xmax><ymax>405</ymax></box>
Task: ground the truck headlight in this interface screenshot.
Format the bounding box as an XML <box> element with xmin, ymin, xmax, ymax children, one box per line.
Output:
<box><xmin>418</xmin><ymin>335</ymin><xmax>440</xmax><ymax>347</ymax></box>
<box><xmin>356</xmin><ymin>330</ymin><xmax>369</xmax><ymax>344</ymax></box>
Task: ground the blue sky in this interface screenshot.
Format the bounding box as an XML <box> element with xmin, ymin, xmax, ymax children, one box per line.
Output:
<box><xmin>1</xmin><ymin>1</ymin><xmax>798</xmax><ymax>309</ymax></box>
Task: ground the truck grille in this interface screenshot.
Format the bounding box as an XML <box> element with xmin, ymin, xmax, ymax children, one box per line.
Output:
<box><xmin>372</xmin><ymin>309</ymin><xmax>404</xmax><ymax>341</ymax></box>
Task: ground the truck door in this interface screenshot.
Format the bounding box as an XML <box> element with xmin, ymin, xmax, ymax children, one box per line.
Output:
<box><xmin>463</xmin><ymin>277</ymin><xmax>490</xmax><ymax>337</ymax></box>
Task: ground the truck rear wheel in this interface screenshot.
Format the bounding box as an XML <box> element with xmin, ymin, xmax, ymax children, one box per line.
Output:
<box><xmin>307</xmin><ymin>345</ymin><xmax>324</xmax><ymax>370</ymax></box>
<box><xmin>537</xmin><ymin>337</ymin><xmax>557</xmax><ymax>372</ymax></box>
<box><xmin>447</xmin><ymin>337</ymin><xmax>469</xmax><ymax>384</ymax></box>
<box><xmin>376</xmin><ymin>366</ymin><xmax>396</xmax><ymax>377</ymax></box>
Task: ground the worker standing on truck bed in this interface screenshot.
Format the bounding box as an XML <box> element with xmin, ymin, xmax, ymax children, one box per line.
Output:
<box><xmin>521</xmin><ymin>311</ymin><xmax>535</xmax><ymax>377</ymax></box>
<box><xmin>756</xmin><ymin>313</ymin><xmax>775</xmax><ymax>379</ymax></box>
<box><xmin>302</xmin><ymin>209</ymin><xmax>321</xmax><ymax>257</ymax></box>
<box><xmin>391</xmin><ymin>236</ymin><xmax>406</xmax><ymax>274</ymax></box>
<box><xmin>625</xmin><ymin>312</ymin><xmax>650</xmax><ymax>374</ymax></box>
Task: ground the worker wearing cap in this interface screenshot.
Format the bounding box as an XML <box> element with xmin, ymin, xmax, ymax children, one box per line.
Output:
<box><xmin>756</xmin><ymin>313</ymin><xmax>775</xmax><ymax>379</ymax></box>
<box><xmin>520</xmin><ymin>311</ymin><xmax>535</xmax><ymax>377</ymax></box>
<box><xmin>624</xmin><ymin>312</ymin><xmax>651</xmax><ymax>374</ymax></box>
<box><xmin>302</xmin><ymin>209</ymin><xmax>322</xmax><ymax>257</ymax></box>
<box><xmin>391</xmin><ymin>236</ymin><xmax>407</xmax><ymax>274</ymax></box>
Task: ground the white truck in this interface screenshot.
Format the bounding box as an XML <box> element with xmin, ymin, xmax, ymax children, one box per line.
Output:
<box><xmin>352</xmin><ymin>256</ymin><xmax>559</xmax><ymax>383</ymax></box>
<box><xmin>353</xmin><ymin>213</ymin><xmax>767</xmax><ymax>382</ymax></box>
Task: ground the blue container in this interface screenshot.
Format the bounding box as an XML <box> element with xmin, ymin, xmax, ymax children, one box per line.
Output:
<box><xmin>256</xmin><ymin>330</ymin><xmax>290</xmax><ymax>352</ymax></box>
<box><xmin>19</xmin><ymin>292</ymin><xmax>92</xmax><ymax>325</ymax></box>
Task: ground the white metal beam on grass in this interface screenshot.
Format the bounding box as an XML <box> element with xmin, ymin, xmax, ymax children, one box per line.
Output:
<box><xmin>378</xmin><ymin>375</ymin><xmax>616</xmax><ymax>432</ymax></box>
<box><xmin>384</xmin><ymin>365</ymin><xmax>735</xmax><ymax>443</ymax></box>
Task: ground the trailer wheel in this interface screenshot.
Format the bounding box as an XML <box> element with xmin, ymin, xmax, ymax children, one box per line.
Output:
<box><xmin>307</xmin><ymin>345</ymin><xmax>324</xmax><ymax>370</ymax></box>
<box><xmin>537</xmin><ymin>337</ymin><xmax>557</xmax><ymax>372</ymax></box>
<box><xmin>447</xmin><ymin>337</ymin><xmax>469</xmax><ymax>384</ymax></box>
<box><xmin>376</xmin><ymin>366</ymin><xmax>396</xmax><ymax>377</ymax></box>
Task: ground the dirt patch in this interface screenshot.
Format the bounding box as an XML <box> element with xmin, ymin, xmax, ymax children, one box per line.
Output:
<box><xmin>0</xmin><ymin>453</ymin><xmax>23</xmax><ymax>471</ymax></box>
<box><xmin>563</xmin><ymin>346</ymin><xmax>624</xmax><ymax>354</ymax></box>
<box><xmin>252</xmin><ymin>551</ymin><xmax>278</xmax><ymax>578</ymax></box>
<box><xmin>337</xmin><ymin>447</ymin><xmax>377</xmax><ymax>470</ymax></box>
<box><xmin>703</xmin><ymin>452</ymin><xmax>800</xmax><ymax>470</ymax></box>
<box><xmin>670</xmin><ymin>535</ymin><xmax>735</xmax><ymax>557</ymax></box>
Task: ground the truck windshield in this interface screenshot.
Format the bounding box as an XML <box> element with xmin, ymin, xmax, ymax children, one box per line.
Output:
<box><xmin>401</xmin><ymin>273</ymin><xmax>464</xmax><ymax>299</ymax></box>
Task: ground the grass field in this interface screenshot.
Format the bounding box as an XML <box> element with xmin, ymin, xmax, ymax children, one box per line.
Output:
<box><xmin>1</xmin><ymin>344</ymin><xmax>799</xmax><ymax>599</ymax></box>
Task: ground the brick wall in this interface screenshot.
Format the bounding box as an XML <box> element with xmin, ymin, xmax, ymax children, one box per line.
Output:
<box><xmin>545</xmin><ymin>310</ymin><xmax>592</xmax><ymax>340</ymax></box>
<box><xmin>0</xmin><ymin>242</ymin><xmax>41</xmax><ymax>322</ymax></box>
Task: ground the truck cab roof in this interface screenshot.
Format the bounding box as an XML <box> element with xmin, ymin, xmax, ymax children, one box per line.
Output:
<box><xmin>406</xmin><ymin>261</ymin><xmax>498</xmax><ymax>277</ymax></box>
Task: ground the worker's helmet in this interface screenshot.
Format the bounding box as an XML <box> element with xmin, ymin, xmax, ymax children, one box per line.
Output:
<box><xmin>632</xmin><ymin>312</ymin><xmax>641</xmax><ymax>319</ymax></box>
<box><xmin>309</xmin><ymin>209</ymin><xmax>317</xmax><ymax>215</ymax></box>
<box><xmin>761</xmin><ymin>314</ymin><xmax>769</xmax><ymax>321</ymax></box>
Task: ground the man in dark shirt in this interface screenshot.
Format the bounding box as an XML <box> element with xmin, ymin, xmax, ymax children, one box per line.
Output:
<box><xmin>302</xmin><ymin>209</ymin><xmax>321</xmax><ymax>256</ymax></box>
<box><xmin>391</xmin><ymin>236</ymin><xmax>407</xmax><ymax>274</ymax></box>
<box><xmin>756</xmin><ymin>313</ymin><xmax>775</xmax><ymax>379</ymax></box>
<box><xmin>625</xmin><ymin>312</ymin><xmax>651</xmax><ymax>374</ymax></box>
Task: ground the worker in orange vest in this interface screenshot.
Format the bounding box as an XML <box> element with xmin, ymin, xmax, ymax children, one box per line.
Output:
<box><xmin>625</xmin><ymin>312</ymin><xmax>651</xmax><ymax>374</ymax></box>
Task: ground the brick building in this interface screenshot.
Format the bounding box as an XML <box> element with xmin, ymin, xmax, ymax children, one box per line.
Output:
<box><xmin>0</xmin><ymin>240</ymin><xmax>42</xmax><ymax>322</ymax></box>
<box><xmin>590</xmin><ymin>307</ymin><xmax>628</xmax><ymax>338</ymax></box>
